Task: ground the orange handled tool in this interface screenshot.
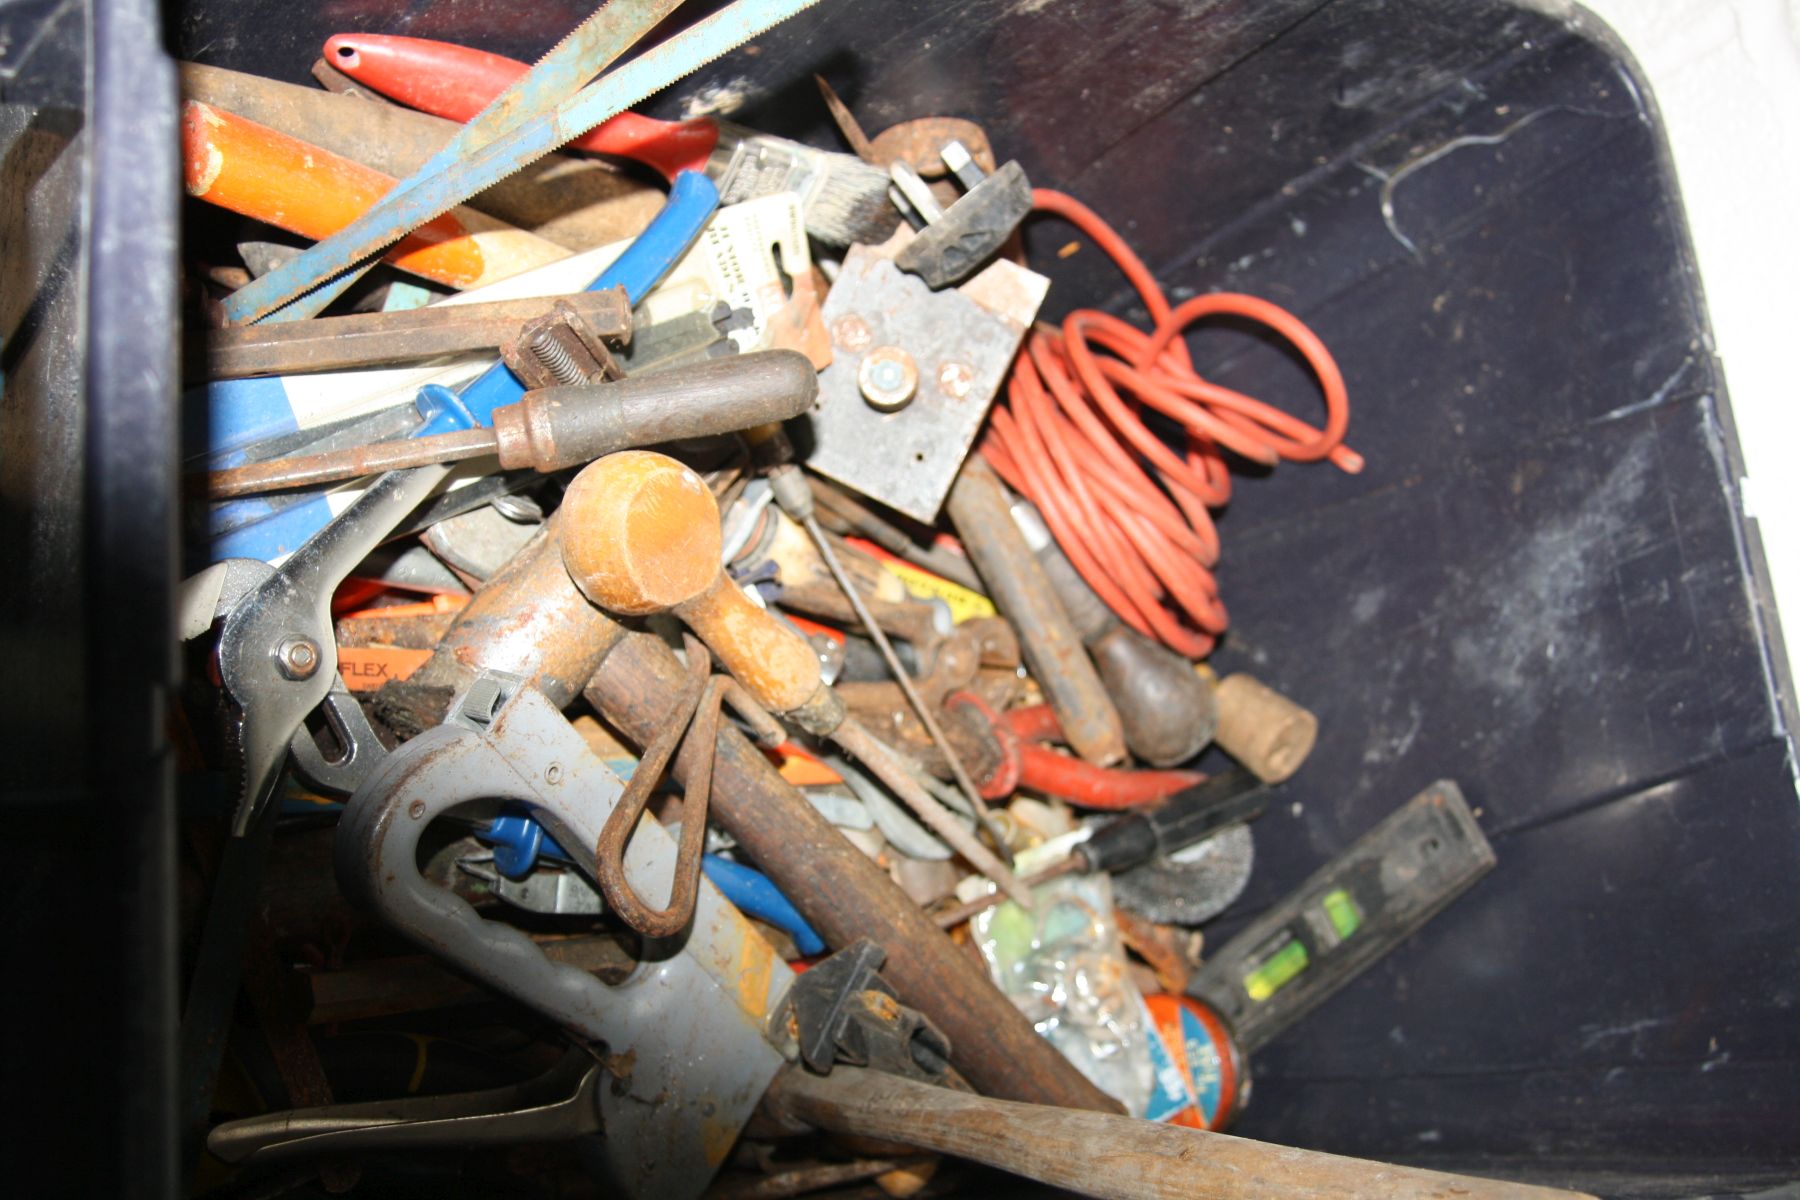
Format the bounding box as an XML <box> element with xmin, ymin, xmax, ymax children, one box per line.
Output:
<box><xmin>323</xmin><ymin>34</ymin><xmax>722</xmax><ymax>183</ymax></box>
<box><xmin>182</xmin><ymin>100</ymin><xmax>567</xmax><ymax>292</ymax></box>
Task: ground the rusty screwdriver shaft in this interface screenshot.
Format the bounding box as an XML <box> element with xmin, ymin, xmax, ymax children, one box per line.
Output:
<box><xmin>203</xmin><ymin>288</ymin><xmax>633</xmax><ymax>380</ymax></box>
<box><xmin>208</xmin><ymin>428</ymin><xmax>501</xmax><ymax>496</ymax></box>
<box><xmin>206</xmin><ymin>351</ymin><xmax>820</xmax><ymax>498</ymax></box>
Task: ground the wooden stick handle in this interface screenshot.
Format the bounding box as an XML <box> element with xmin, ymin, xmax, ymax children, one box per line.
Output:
<box><xmin>767</xmin><ymin>1067</ymin><xmax>1597</xmax><ymax>1200</ymax></box>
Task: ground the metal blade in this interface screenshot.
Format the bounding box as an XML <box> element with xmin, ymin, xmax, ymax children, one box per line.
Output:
<box><xmin>224</xmin><ymin>0</ymin><xmax>824</xmax><ymax>325</ymax></box>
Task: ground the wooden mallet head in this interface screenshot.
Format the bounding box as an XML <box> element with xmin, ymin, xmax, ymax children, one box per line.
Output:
<box><xmin>561</xmin><ymin>451</ymin><xmax>825</xmax><ymax>715</ymax></box>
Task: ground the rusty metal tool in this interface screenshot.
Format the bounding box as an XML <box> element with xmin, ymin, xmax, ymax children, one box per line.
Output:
<box><xmin>749</xmin><ymin>474</ymin><xmax>1015</xmax><ymax>861</ymax></box>
<box><xmin>1012</xmin><ymin>497</ymin><xmax>1218</xmax><ymax>767</ymax></box>
<box><xmin>202</xmin><ymin>288</ymin><xmax>632</xmax><ymax>380</ymax></box>
<box><xmin>209</xmin><ymin>1048</ymin><xmax>613</xmax><ymax>1168</ymax></box>
<box><xmin>947</xmin><ymin>454</ymin><xmax>1127</xmax><ymax>766</ymax></box>
<box><xmin>764</xmin><ymin>1066</ymin><xmax>1599</xmax><ymax>1200</ymax></box>
<box><xmin>806</xmin><ymin>475</ymin><xmax>984</xmax><ymax>593</ymax></box>
<box><xmin>805</xmin><ymin>236</ymin><xmax>1046</xmax><ymax>524</ymax></box>
<box><xmin>559</xmin><ymin>451</ymin><xmax>1032</xmax><ymax>907</ymax></box>
<box><xmin>366</xmin><ymin>519</ymin><xmax>1120</xmax><ymax>1113</ymax></box>
<box><xmin>592</xmin><ymin>632</ymin><xmax>784</xmax><ymax>938</ymax></box>
<box><xmin>800</xmin><ymin>502</ymin><xmax>1016</xmax><ymax>863</ymax></box>
<box><xmin>222</xmin><ymin>0</ymin><xmax>825</xmax><ymax>324</ymax></box>
<box><xmin>327</xmin><ymin>680</ymin><xmax>794</xmax><ymax>1198</ymax></box>
<box><xmin>206</xmin><ymin>350</ymin><xmax>819</xmax><ymax>497</ymax></box>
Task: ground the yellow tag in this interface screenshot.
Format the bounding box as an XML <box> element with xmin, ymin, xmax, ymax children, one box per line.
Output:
<box><xmin>884</xmin><ymin>559</ymin><xmax>996</xmax><ymax>624</ymax></box>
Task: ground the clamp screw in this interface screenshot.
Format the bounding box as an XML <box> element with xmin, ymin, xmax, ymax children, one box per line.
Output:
<box><xmin>859</xmin><ymin>346</ymin><xmax>919</xmax><ymax>412</ymax></box>
<box><xmin>274</xmin><ymin>636</ymin><xmax>321</xmax><ymax>681</ymax></box>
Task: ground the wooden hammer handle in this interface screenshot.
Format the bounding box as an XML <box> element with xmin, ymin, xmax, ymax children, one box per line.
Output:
<box><xmin>768</xmin><ymin>1066</ymin><xmax>1598</xmax><ymax>1200</ymax></box>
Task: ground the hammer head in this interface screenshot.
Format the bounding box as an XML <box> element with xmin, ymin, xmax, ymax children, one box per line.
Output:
<box><xmin>562</xmin><ymin>450</ymin><xmax>723</xmax><ymax>616</ymax></box>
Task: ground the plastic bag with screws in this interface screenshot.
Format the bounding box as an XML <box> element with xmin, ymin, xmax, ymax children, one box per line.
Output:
<box><xmin>970</xmin><ymin>868</ymin><xmax>1156</xmax><ymax>1115</ymax></box>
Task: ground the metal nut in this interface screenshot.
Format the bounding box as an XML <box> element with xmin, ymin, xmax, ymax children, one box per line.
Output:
<box><xmin>859</xmin><ymin>346</ymin><xmax>919</xmax><ymax>412</ymax></box>
<box><xmin>273</xmin><ymin>635</ymin><xmax>321</xmax><ymax>681</ymax></box>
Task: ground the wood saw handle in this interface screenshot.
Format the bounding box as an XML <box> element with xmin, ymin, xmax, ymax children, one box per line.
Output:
<box><xmin>561</xmin><ymin>451</ymin><xmax>824</xmax><ymax>715</ymax></box>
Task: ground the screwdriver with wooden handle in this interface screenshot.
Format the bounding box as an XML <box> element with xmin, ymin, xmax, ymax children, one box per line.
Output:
<box><xmin>206</xmin><ymin>351</ymin><xmax>819</xmax><ymax>498</ymax></box>
<box><xmin>559</xmin><ymin>450</ymin><xmax>1033</xmax><ymax>907</ymax></box>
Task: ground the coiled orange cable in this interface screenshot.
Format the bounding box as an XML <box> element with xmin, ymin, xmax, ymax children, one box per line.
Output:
<box><xmin>981</xmin><ymin>188</ymin><xmax>1361</xmax><ymax>658</ymax></box>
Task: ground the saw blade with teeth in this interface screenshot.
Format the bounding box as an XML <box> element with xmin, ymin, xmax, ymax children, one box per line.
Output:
<box><xmin>223</xmin><ymin>0</ymin><xmax>827</xmax><ymax>326</ymax></box>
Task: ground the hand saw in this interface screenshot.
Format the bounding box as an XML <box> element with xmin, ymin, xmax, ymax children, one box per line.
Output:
<box><xmin>222</xmin><ymin>0</ymin><xmax>824</xmax><ymax>326</ymax></box>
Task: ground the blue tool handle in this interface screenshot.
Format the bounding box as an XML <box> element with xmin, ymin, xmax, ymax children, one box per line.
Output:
<box><xmin>456</xmin><ymin>170</ymin><xmax>718</xmax><ymax>425</ymax></box>
<box><xmin>481</xmin><ymin>773</ymin><xmax>824</xmax><ymax>955</ymax></box>
<box><xmin>702</xmin><ymin>855</ymin><xmax>826</xmax><ymax>956</ymax></box>
<box><xmin>487</xmin><ymin>812</ymin><xmax>562</xmax><ymax>879</ymax></box>
<box><xmin>412</xmin><ymin>383</ymin><xmax>477</xmax><ymax>436</ymax></box>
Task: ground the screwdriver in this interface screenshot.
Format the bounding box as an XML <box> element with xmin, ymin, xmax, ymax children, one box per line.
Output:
<box><xmin>932</xmin><ymin>766</ymin><xmax>1269</xmax><ymax>928</ymax></box>
<box><xmin>206</xmin><ymin>351</ymin><xmax>818</xmax><ymax>498</ymax></box>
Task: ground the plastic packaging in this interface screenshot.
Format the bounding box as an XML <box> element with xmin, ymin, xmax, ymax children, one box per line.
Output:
<box><xmin>970</xmin><ymin>869</ymin><xmax>1156</xmax><ymax>1115</ymax></box>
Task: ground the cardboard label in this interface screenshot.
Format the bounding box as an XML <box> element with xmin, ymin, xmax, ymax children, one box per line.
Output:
<box><xmin>337</xmin><ymin>645</ymin><xmax>432</xmax><ymax>692</ymax></box>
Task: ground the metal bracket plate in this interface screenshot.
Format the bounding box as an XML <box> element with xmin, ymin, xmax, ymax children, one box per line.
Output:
<box><xmin>804</xmin><ymin>244</ymin><xmax>1047</xmax><ymax>523</ymax></box>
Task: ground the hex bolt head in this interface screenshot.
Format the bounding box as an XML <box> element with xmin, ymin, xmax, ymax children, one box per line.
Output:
<box><xmin>273</xmin><ymin>635</ymin><xmax>321</xmax><ymax>681</ymax></box>
<box><xmin>859</xmin><ymin>346</ymin><xmax>920</xmax><ymax>412</ymax></box>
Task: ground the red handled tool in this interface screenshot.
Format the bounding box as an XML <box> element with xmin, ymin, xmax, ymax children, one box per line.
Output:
<box><xmin>324</xmin><ymin>34</ymin><xmax>720</xmax><ymax>182</ymax></box>
<box><xmin>947</xmin><ymin>693</ymin><xmax>1204</xmax><ymax>810</ymax></box>
<box><xmin>322</xmin><ymin>33</ymin><xmax>900</xmax><ymax>248</ymax></box>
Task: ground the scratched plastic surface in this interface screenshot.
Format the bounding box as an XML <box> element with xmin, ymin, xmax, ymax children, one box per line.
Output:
<box><xmin>168</xmin><ymin>0</ymin><xmax>1800</xmax><ymax>1193</ymax></box>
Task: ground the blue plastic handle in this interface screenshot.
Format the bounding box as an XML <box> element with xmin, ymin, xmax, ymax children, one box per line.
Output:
<box><xmin>457</xmin><ymin>170</ymin><xmax>719</xmax><ymax>424</ymax></box>
<box><xmin>702</xmin><ymin>855</ymin><xmax>826</xmax><ymax>956</ymax></box>
<box><xmin>480</xmin><ymin>803</ymin><xmax>826</xmax><ymax>956</ymax></box>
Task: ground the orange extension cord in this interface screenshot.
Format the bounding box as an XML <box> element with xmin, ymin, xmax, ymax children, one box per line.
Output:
<box><xmin>981</xmin><ymin>189</ymin><xmax>1361</xmax><ymax>658</ymax></box>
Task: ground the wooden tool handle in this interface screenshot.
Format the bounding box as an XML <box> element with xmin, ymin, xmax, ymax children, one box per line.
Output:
<box><xmin>561</xmin><ymin>451</ymin><xmax>823</xmax><ymax>714</ymax></box>
<box><xmin>681</xmin><ymin>575</ymin><xmax>823</xmax><ymax>714</ymax></box>
<box><xmin>768</xmin><ymin>1066</ymin><xmax>1597</xmax><ymax>1200</ymax></box>
<box><xmin>1213</xmin><ymin>672</ymin><xmax>1318</xmax><ymax>783</ymax></box>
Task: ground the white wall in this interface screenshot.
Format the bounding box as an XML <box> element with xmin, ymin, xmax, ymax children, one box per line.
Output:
<box><xmin>1578</xmin><ymin>0</ymin><xmax>1800</xmax><ymax>693</ymax></box>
